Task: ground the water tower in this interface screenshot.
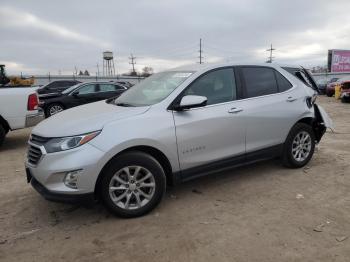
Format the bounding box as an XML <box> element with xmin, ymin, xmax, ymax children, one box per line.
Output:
<box><xmin>103</xmin><ymin>51</ymin><xmax>115</xmax><ymax>76</ymax></box>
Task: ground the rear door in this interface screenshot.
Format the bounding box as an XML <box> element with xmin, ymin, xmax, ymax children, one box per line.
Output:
<box><xmin>172</xmin><ymin>67</ymin><xmax>246</xmax><ymax>173</ymax></box>
<box><xmin>237</xmin><ymin>66</ymin><xmax>305</xmax><ymax>154</ymax></box>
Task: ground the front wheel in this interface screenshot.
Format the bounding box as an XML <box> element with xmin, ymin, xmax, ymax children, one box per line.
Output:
<box><xmin>282</xmin><ymin>123</ymin><xmax>315</xmax><ymax>168</ymax></box>
<box><xmin>100</xmin><ymin>151</ymin><xmax>166</xmax><ymax>218</ymax></box>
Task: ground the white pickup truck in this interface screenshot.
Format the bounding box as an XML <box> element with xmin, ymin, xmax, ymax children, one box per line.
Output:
<box><xmin>0</xmin><ymin>87</ymin><xmax>44</xmax><ymax>146</ymax></box>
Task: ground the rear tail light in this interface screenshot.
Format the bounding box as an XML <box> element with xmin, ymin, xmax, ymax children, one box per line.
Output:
<box><xmin>27</xmin><ymin>93</ymin><xmax>39</xmax><ymax>111</ymax></box>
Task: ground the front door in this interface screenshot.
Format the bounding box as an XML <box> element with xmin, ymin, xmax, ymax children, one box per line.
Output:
<box><xmin>172</xmin><ymin>67</ymin><xmax>246</xmax><ymax>174</ymax></box>
<box><xmin>73</xmin><ymin>83</ymin><xmax>99</xmax><ymax>106</ymax></box>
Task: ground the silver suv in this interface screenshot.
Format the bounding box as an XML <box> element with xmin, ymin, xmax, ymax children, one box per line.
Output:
<box><xmin>25</xmin><ymin>63</ymin><xmax>333</xmax><ymax>217</ymax></box>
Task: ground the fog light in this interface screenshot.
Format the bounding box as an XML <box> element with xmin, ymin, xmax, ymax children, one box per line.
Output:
<box><xmin>64</xmin><ymin>170</ymin><xmax>82</xmax><ymax>189</ymax></box>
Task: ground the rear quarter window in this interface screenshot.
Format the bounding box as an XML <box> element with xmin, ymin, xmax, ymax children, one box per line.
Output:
<box><xmin>275</xmin><ymin>71</ymin><xmax>293</xmax><ymax>92</ymax></box>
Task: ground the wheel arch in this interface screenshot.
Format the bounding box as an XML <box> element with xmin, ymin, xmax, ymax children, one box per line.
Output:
<box><xmin>293</xmin><ymin>114</ymin><xmax>325</xmax><ymax>143</ymax></box>
<box><xmin>94</xmin><ymin>145</ymin><xmax>175</xmax><ymax>199</ymax></box>
<box><xmin>0</xmin><ymin>115</ymin><xmax>10</xmax><ymax>133</ymax></box>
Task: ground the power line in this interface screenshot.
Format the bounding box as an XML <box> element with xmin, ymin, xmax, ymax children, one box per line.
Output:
<box><xmin>198</xmin><ymin>38</ymin><xmax>204</xmax><ymax>64</ymax></box>
<box><xmin>129</xmin><ymin>53</ymin><xmax>136</xmax><ymax>73</ymax></box>
<box><xmin>266</xmin><ymin>44</ymin><xmax>275</xmax><ymax>63</ymax></box>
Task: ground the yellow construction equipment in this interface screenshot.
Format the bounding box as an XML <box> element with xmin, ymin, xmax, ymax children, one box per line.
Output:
<box><xmin>0</xmin><ymin>64</ymin><xmax>35</xmax><ymax>87</ymax></box>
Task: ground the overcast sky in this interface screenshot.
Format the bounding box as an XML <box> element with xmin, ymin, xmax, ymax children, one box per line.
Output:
<box><xmin>1</xmin><ymin>0</ymin><xmax>349</xmax><ymax>75</ymax></box>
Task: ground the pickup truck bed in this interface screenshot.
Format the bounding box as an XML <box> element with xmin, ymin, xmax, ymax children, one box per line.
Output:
<box><xmin>0</xmin><ymin>87</ymin><xmax>44</xmax><ymax>146</ymax></box>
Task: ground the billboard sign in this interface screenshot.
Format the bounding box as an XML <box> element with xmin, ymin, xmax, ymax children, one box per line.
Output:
<box><xmin>328</xmin><ymin>50</ymin><xmax>350</xmax><ymax>72</ymax></box>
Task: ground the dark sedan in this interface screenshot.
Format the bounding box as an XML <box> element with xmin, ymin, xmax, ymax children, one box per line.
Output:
<box><xmin>37</xmin><ymin>80</ymin><xmax>81</xmax><ymax>95</ymax></box>
<box><xmin>40</xmin><ymin>82</ymin><xmax>127</xmax><ymax>117</ymax></box>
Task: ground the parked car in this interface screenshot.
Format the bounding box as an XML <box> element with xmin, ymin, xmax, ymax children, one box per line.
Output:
<box><xmin>25</xmin><ymin>63</ymin><xmax>333</xmax><ymax>218</ymax></box>
<box><xmin>340</xmin><ymin>80</ymin><xmax>350</xmax><ymax>102</ymax></box>
<box><xmin>37</xmin><ymin>80</ymin><xmax>81</xmax><ymax>96</ymax></box>
<box><xmin>0</xmin><ymin>87</ymin><xmax>44</xmax><ymax>146</ymax></box>
<box><xmin>326</xmin><ymin>77</ymin><xmax>349</xmax><ymax>97</ymax></box>
<box><xmin>39</xmin><ymin>82</ymin><xmax>128</xmax><ymax>117</ymax></box>
<box><xmin>315</xmin><ymin>78</ymin><xmax>328</xmax><ymax>95</ymax></box>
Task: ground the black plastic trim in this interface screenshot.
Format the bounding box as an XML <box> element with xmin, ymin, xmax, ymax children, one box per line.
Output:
<box><xmin>177</xmin><ymin>144</ymin><xmax>283</xmax><ymax>183</ymax></box>
<box><xmin>30</xmin><ymin>176</ymin><xmax>95</xmax><ymax>204</ymax></box>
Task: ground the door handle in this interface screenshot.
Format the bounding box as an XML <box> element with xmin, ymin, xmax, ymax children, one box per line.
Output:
<box><xmin>228</xmin><ymin>107</ymin><xmax>243</xmax><ymax>114</ymax></box>
<box><xmin>286</xmin><ymin>96</ymin><xmax>297</xmax><ymax>102</ymax></box>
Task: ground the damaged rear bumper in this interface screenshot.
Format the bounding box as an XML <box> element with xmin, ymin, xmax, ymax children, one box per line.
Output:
<box><xmin>313</xmin><ymin>104</ymin><xmax>334</xmax><ymax>142</ymax></box>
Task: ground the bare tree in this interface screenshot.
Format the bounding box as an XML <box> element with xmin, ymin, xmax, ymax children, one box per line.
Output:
<box><xmin>141</xmin><ymin>66</ymin><xmax>154</xmax><ymax>77</ymax></box>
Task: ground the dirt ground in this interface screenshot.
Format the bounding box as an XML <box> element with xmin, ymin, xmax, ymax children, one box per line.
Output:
<box><xmin>0</xmin><ymin>96</ymin><xmax>349</xmax><ymax>262</ymax></box>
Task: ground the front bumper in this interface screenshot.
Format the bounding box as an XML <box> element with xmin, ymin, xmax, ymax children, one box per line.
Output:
<box><xmin>25</xmin><ymin>142</ymin><xmax>106</xmax><ymax>201</ymax></box>
<box><xmin>25</xmin><ymin>109</ymin><xmax>45</xmax><ymax>127</ymax></box>
<box><xmin>29</xmin><ymin>172</ymin><xmax>95</xmax><ymax>204</ymax></box>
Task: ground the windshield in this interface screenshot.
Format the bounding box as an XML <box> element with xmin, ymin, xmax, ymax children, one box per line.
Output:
<box><xmin>62</xmin><ymin>83</ymin><xmax>81</xmax><ymax>94</ymax></box>
<box><xmin>114</xmin><ymin>71</ymin><xmax>193</xmax><ymax>106</ymax></box>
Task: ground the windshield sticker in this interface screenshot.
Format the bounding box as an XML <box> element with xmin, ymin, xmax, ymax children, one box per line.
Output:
<box><xmin>172</xmin><ymin>72</ymin><xmax>193</xmax><ymax>78</ymax></box>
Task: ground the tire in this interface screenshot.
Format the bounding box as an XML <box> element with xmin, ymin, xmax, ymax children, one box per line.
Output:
<box><xmin>100</xmin><ymin>151</ymin><xmax>166</xmax><ymax>218</ymax></box>
<box><xmin>282</xmin><ymin>123</ymin><xmax>315</xmax><ymax>168</ymax></box>
<box><xmin>45</xmin><ymin>103</ymin><xmax>64</xmax><ymax>117</ymax></box>
<box><xmin>0</xmin><ymin>125</ymin><xmax>5</xmax><ymax>147</ymax></box>
<box><xmin>341</xmin><ymin>96</ymin><xmax>349</xmax><ymax>103</ymax></box>
<box><xmin>326</xmin><ymin>91</ymin><xmax>333</xmax><ymax>97</ymax></box>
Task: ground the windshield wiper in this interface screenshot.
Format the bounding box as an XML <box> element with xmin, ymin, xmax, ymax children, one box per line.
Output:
<box><xmin>115</xmin><ymin>102</ymin><xmax>134</xmax><ymax>107</ymax></box>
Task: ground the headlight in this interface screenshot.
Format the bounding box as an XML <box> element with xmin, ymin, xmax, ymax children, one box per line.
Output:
<box><xmin>44</xmin><ymin>131</ymin><xmax>100</xmax><ymax>153</ymax></box>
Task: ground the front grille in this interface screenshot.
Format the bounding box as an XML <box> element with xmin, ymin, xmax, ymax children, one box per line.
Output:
<box><xmin>30</xmin><ymin>134</ymin><xmax>50</xmax><ymax>145</ymax></box>
<box><xmin>27</xmin><ymin>134</ymin><xmax>49</xmax><ymax>165</ymax></box>
<box><xmin>27</xmin><ymin>145</ymin><xmax>42</xmax><ymax>165</ymax></box>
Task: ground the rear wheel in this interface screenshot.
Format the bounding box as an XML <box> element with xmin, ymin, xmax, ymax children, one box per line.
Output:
<box><xmin>326</xmin><ymin>90</ymin><xmax>333</xmax><ymax>97</ymax></box>
<box><xmin>100</xmin><ymin>151</ymin><xmax>166</xmax><ymax>218</ymax></box>
<box><xmin>282</xmin><ymin>123</ymin><xmax>315</xmax><ymax>168</ymax></box>
<box><xmin>46</xmin><ymin>103</ymin><xmax>64</xmax><ymax>117</ymax></box>
<box><xmin>0</xmin><ymin>125</ymin><xmax>5</xmax><ymax>147</ymax></box>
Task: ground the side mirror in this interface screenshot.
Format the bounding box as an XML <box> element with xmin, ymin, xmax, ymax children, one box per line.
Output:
<box><xmin>174</xmin><ymin>95</ymin><xmax>207</xmax><ymax>111</ymax></box>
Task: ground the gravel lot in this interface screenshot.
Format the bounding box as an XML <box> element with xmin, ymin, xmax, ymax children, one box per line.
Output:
<box><xmin>0</xmin><ymin>96</ymin><xmax>349</xmax><ymax>262</ymax></box>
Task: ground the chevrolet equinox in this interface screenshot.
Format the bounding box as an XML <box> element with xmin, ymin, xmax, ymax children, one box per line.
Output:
<box><xmin>25</xmin><ymin>63</ymin><xmax>333</xmax><ymax>217</ymax></box>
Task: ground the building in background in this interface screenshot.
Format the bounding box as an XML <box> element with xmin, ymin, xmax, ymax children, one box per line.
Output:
<box><xmin>328</xmin><ymin>49</ymin><xmax>350</xmax><ymax>73</ymax></box>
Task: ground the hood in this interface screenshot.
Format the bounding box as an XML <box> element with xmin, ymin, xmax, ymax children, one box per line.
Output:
<box><xmin>33</xmin><ymin>100</ymin><xmax>150</xmax><ymax>137</ymax></box>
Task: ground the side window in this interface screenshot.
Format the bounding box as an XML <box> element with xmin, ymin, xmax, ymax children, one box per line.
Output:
<box><xmin>47</xmin><ymin>82</ymin><xmax>58</xmax><ymax>89</ymax></box>
<box><xmin>57</xmin><ymin>81</ymin><xmax>69</xmax><ymax>87</ymax></box>
<box><xmin>275</xmin><ymin>71</ymin><xmax>293</xmax><ymax>92</ymax></box>
<box><xmin>241</xmin><ymin>67</ymin><xmax>278</xmax><ymax>98</ymax></box>
<box><xmin>99</xmin><ymin>84</ymin><xmax>116</xmax><ymax>92</ymax></box>
<box><xmin>77</xmin><ymin>84</ymin><xmax>96</xmax><ymax>94</ymax></box>
<box><xmin>183</xmin><ymin>68</ymin><xmax>236</xmax><ymax>105</ymax></box>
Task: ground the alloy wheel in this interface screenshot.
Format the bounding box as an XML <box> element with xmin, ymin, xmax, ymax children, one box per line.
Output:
<box><xmin>49</xmin><ymin>105</ymin><xmax>63</xmax><ymax>116</ymax></box>
<box><xmin>292</xmin><ymin>131</ymin><xmax>312</xmax><ymax>162</ymax></box>
<box><xmin>108</xmin><ymin>166</ymin><xmax>156</xmax><ymax>210</ymax></box>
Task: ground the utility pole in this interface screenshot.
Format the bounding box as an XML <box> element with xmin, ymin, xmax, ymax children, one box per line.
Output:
<box><xmin>129</xmin><ymin>53</ymin><xmax>136</xmax><ymax>74</ymax></box>
<box><xmin>96</xmin><ymin>63</ymin><xmax>100</xmax><ymax>77</ymax></box>
<box><xmin>198</xmin><ymin>38</ymin><xmax>203</xmax><ymax>64</ymax></box>
<box><xmin>266</xmin><ymin>44</ymin><xmax>275</xmax><ymax>63</ymax></box>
